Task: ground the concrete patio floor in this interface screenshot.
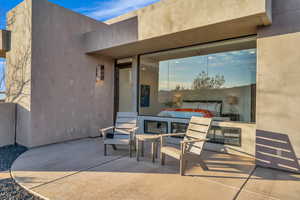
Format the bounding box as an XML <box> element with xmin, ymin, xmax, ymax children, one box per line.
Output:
<box><xmin>11</xmin><ymin>138</ymin><xmax>300</xmax><ymax>200</ymax></box>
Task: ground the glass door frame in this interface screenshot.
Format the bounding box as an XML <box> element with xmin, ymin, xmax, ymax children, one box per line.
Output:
<box><xmin>114</xmin><ymin>61</ymin><xmax>133</xmax><ymax>122</ymax></box>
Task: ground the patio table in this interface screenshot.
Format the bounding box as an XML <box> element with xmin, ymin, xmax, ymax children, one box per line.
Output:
<box><xmin>136</xmin><ymin>134</ymin><xmax>160</xmax><ymax>163</ymax></box>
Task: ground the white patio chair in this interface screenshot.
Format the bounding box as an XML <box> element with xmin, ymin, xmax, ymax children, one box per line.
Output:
<box><xmin>160</xmin><ymin>116</ymin><xmax>212</xmax><ymax>175</ymax></box>
<box><xmin>100</xmin><ymin>112</ymin><xmax>138</xmax><ymax>157</ymax></box>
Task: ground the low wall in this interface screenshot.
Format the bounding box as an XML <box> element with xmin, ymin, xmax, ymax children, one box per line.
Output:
<box><xmin>138</xmin><ymin>116</ymin><xmax>256</xmax><ymax>158</ymax></box>
<box><xmin>0</xmin><ymin>103</ymin><xmax>16</xmax><ymax>147</ymax></box>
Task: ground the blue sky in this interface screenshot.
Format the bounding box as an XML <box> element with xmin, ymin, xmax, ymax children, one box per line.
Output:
<box><xmin>0</xmin><ymin>0</ymin><xmax>160</xmax><ymax>29</ymax></box>
<box><xmin>158</xmin><ymin>49</ymin><xmax>257</xmax><ymax>90</ymax></box>
<box><xmin>0</xmin><ymin>0</ymin><xmax>160</xmax><ymax>96</ymax></box>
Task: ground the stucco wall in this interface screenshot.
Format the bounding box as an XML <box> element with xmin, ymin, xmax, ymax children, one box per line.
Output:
<box><xmin>0</xmin><ymin>103</ymin><xmax>16</xmax><ymax>147</ymax></box>
<box><xmin>86</xmin><ymin>0</ymin><xmax>271</xmax><ymax>59</ymax></box>
<box><xmin>27</xmin><ymin>0</ymin><xmax>114</xmax><ymax>147</ymax></box>
<box><xmin>83</xmin><ymin>17</ymin><xmax>138</xmax><ymax>54</ymax></box>
<box><xmin>6</xmin><ymin>0</ymin><xmax>32</xmax><ymax>147</ymax></box>
<box><xmin>256</xmin><ymin>0</ymin><xmax>300</xmax><ymax>173</ymax></box>
<box><xmin>107</xmin><ymin>0</ymin><xmax>271</xmax><ymax>40</ymax></box>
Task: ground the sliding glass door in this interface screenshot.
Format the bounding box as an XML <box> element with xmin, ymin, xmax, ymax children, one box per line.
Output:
<box><xmin>115</xmin><ymin>64</ymin><xmax>135</xmax><ymax>113</ymax></box>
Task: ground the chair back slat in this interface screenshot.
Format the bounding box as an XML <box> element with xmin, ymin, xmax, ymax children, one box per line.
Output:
<box><xmin>185</xmin><ymin>130</ymin><xmax>207</xmax><ymax>140</ymax></box>
<box><xmin>116</xmin><ymin>118</ymin><xmax>136</xmax><ymax>124</ymax></box>
<box><xmin>115</xmin><ymin>123</ymin><xmax>137</xmax><ymax>130</ymax></box>
<box><xmin>114</xmin><ymin>112</ymin><xmax>138</xmax><ymax>135</ymax></box>
<box><xmin>117</xmin><ymin>112</ymin><xmax>138</xmax><ymax>117</ymax></box>
<box><xmin>187</xmin><ymin>123</ymin><xmax>210</xmax><ymax>134</ymax></box>
<box><xmin>185</xmin><ymin>117</ymin><xmax>212</xmax><ymax>155</ymax></box>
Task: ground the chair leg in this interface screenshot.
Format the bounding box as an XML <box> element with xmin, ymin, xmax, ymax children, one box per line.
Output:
<box><xmin>133</xmin><ymin>140</ymin><xmax>137</xmax><ymax>151</ymax></box>
<box><xmin>141</xmin><ymin>141</ymin><xmax>144</xmax><ymax>157</ymax></box>
<box><xmin>112</xmin><ymin>144</ymin><xmax>117</xmax><ymax>150</ymax></box>
<box><xmin>104</xmin><ymin>144</ymin><xmax>107</xmax><ymax>156</ymax></box>
<box><xmin>136</xmin><ymin>140</ymin><xmax>140</xmax><ymax>161</ymax></box>
<box><xmin>129</xmin><ymin>142</ymin><xmax>132</xmax><ymax>158</ymax></box>
<box><xmin>199</xmin><ymin>159</ymin><xmax>208</xmax><ymax>171</ymax></box>
<box><xmin>180</xmin><ymin>157</ymin><xmax>186</xmax><ymax>176</ymax></box>
<box><xmin>155</xmin><ymin>142</ymin><xmax>158</xmax><ymax>159</ymax></box>
<box><xmin>151</xmin><ymin>142</ymin><xmax>155</xmax><ymax>163</ymax></box>
<box><xmin>160</xmin><ymin>152</ymin><xmax>165</xmax><ymax>165</ymax></box>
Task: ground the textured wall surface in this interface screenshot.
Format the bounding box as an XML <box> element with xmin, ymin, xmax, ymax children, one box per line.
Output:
<box><xmin>6</xmin><ymin>0</ymin><xmax>32</xmax><ymax>147</ymax></box>
<box><xmin>0</xmin><ymin>103</ymin><xmax>16</xmax><ymax>147</ymax></box>
<box><xmin>107</xmin><ymin>0</ymin><xmax>271</xmax><ymax>40</ymax></box>
<box><xmin>88</xmin><ymin>0</ymin><xmax>271</xmax><ymax>58</ymax></box>
<box><xmin>6</xmin><ymin>0</ymin><xmax>114</xmax><ymax>147</ymax></box>
<box><xmin>28</xmin><ymin>0</ymin><xmax>114</xmax><ymax>147</ymax></box>
<box><xmin>83</xmin><ymin>17</ymin><xmax>138</xmax><ymax>54</ymax></box>
<box><xmin>256</xmin><ymin>0</ymin><xmax>300</xmax><ymax>173</ymax></box>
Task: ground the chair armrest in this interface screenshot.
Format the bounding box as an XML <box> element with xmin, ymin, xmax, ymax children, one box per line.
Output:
<box><xmin>114</xmin><ymin>127</ymin><xmax>139</xmax><ymax>140</ymax></box>
<box><xmin>160</xmin><ymin>133</ymin><xmax>186</xmax><ymax>138</ymax></box>
<box><xmin>160</xmin><ymin>133</ymin><xmax>185</xmax><ymax>147</ymax></box>
<box><xmin>130</xmin><ymin>127</ymin><xmax>139</xmax><ymax>132</ymax></box>
<box><xmin>130</xmin><ymin>127</ymin><xmax>139</xmax><ymax>140</ymax></box>
<box><xmin>101</xmin><ymin>126</ymin><xmax>114</xmax><ymax>132</ymax></box>
<box><xmin>99</xmin><ymin>126</ymin><xmax>114</xmax><ymax>137</ymax></box>
<box><xmin>180</xmin><ymin>138</ymin><xmax>209</xmax><ymax>144</ymax></box>
<box><xmin>114</xmin><ymin>128</ymin><xmax>130</xmax><ymax>134</ymax></box>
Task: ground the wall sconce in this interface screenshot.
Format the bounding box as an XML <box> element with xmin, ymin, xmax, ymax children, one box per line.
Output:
<box><xmin>96</xmin><ymin>65</ymin><xmax>104</xmax><ymax>82</ymax></box>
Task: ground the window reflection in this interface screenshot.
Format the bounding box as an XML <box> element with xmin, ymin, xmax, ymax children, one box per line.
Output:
<box><xmin>139</xmin><ymin>41</ymin><xmax>256</xmax><ymax>123</ymax></box>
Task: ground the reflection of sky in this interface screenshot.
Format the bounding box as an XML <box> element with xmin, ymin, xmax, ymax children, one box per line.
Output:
<box><xmin>159</xmin><ymin>49</ymin><xmax>256</xmax><ymax>90</ymax></box>
<box><xmin>0</xmin><ymin>58</ymin><xmax>5</xmax><ymax>99</ymax></box>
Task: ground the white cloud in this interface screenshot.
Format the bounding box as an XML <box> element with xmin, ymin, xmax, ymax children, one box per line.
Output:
<box><xmin>77</xmin><ymin>0</ymin><xmax>160</xmax><ymax>21</ymax></box>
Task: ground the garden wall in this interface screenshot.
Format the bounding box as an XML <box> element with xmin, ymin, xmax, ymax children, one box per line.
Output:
<box><xmin>0</xmin><ymin>103</ymin><xmax>16</xmax><ymax>147</ymax></box>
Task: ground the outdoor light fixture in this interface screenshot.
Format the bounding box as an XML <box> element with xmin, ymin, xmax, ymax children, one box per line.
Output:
<box><xmin>96</xmin><ymin>65</ymin><xmax>105</xmax><ymax>82</ymax></box>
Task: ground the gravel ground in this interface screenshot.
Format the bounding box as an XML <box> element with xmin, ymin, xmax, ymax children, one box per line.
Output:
<box><xmin>0</xmin><ymin>145</ymin><xmax>43</xmax><ymax>200</ymax></box>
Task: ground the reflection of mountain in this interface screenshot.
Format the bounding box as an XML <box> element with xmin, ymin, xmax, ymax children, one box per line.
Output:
<box><xmin>159</xmin><ymin>84</ymin><xmax>256</xmax><ymax>122</ymax></box>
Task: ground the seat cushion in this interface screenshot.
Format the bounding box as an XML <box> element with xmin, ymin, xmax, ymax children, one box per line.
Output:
<box><xmin>161</xmin><ymin>146</ymin><xmax>181</xmax><ymax>160</ymax></box>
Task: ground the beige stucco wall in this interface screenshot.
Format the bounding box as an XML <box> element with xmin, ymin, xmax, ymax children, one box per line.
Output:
<box><xmin>6</xmin><ymin>0</ymin><xmax>32</xmax><ymax>147</ymax></box>
<box><xmin>27</xmin><ymin>0</ymin><xmax>114</xmax><ymax>147</ymax></box>
<box><xmin>5</xmin><ymin>0</ymin><xmax>115</xmax><ymax>147</ymax></box>
<box><xmin>139</xmin><ymin>0</ymin><xmax>271</xmax><ymax>41</ymax></box>
<box><xmin>86</xmin><ymin>0</ymin><xmax>271</xmax><ymax>58</ymax></box>
<box><xmin>0</xmin><ymin>103</ymin><xmax>16</xmax><ymax>147</ymax></box>
<box><xmin>83</xmin><ymin>17</ymin><xmax>138</xmax><ymax>55</ymax></box>
<box><xmin>107</xmin><ymin>0</ymin><xmax>271</xmax><ymax>40</ymax></box>
<box><xmin>256</xmin><ymin>0</ymin><xmax>300</xmax><ymax>173</ymax></box>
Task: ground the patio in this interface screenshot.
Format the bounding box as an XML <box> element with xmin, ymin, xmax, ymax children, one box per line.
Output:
<box><xmin>11</xmin><ymin>138</ymin><xmax>300</xmax><ymax>200</ymax></box>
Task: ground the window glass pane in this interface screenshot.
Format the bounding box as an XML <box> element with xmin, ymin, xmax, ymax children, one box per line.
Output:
<box><xmin>144</xmin><ymin>120</ymin><xmax>168</xmax><ymax>134</ymax></box>
<box><xmin>119</xmin><ymin>67</ymin><xmax>134</xmax><ymax>112</ymax></box>
<box><xmin>139</xmin><ymin>39</ymin><xmax>256</xmax><ymax>123</ymax></box>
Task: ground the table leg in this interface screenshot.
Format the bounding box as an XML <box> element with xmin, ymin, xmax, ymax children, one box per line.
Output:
<box><xmin>155</xmin><ymin>142</ymin><xmax>158</xmax><ymax>159</ymax></box>
<box><xmin>152</xmin><ymin>142</ymin><xmax>155</xmax><ymax>163</ymax></box>
<box><xmin>141</xmin><ymin>141</ymin><xmax>144</xmax><ymax>157</ymax></box>
<box><xmin>136</xmin><ymin>139</ymin><xmax>139</xmax><ymax>161</ymax></box>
